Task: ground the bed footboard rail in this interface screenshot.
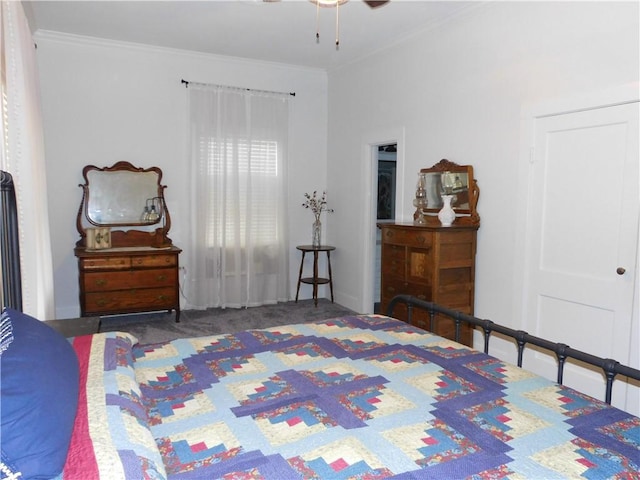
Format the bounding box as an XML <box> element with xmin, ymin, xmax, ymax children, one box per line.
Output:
<box><xmin>386</xmin><ymin>294</ymin><xmax>640</xmax><ymax>405</ymax></box>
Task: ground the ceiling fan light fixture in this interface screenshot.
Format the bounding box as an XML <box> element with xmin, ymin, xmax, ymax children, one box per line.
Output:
<box><xmin>310</xmin><ymin>0</ymin><xmax>349</xmax><ymax>7</ymax></box>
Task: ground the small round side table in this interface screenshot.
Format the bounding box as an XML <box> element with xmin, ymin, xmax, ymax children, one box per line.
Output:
<box><xmin>295</xmin><ymin>245</ymin><xmax>335</xmax><ymax>307</ymax></box>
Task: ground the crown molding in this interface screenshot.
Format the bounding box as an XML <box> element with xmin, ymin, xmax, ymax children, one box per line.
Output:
<box><xmin>33</xmin><ymin>30</ymin><xmax>326</xmax><ymax>74</ymax></box>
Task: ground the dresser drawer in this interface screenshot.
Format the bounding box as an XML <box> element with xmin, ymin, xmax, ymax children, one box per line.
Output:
<box><xmin>380</xmin><ymin>277</ymin><xmax>406</xmax><ymax>300</ymax></box>
<box><xmin>84</xmin><ymin>287</ymin><xmax>177</xmax><ymax>313</ymax></box>
<box><xmin>83</xmin><ymin>268</ymin><xmax>176</xmax><ymax>293</ymax></box>
<box><xmin>382</xmin><ymin>301</ymin><xmax>432</xmax><ymax>331</ymax></box>
<box><xmin>435</xmin><ymin>284</ymin><xmax>473</xmax><ymax>310</ymax></box>
<box><xmin>439</xmin><ymin>267</ymin><xmax>472</xmax><ymax>287</ymax></box>
<box><xmin>382</xmin><ymin>243</ymin><xmax>406</xmax><ymax>260</ymax></box>
<box><xmin>403</xmin><ymin>282</ymin><xmax>432</xmax><ymax>301</ymax></box>
<box><xmin>130</xmin><ymin>254</ymin><xmax>177</xmax><ymax>268</ymax></box>
<box><xmin>438</xmin><ymin>229</ymin><xmax>475</xmax><ymax>244</ymax></box>
<box><xmin>382</xmin><ymin>228</ymin><xmax>433</xmax><ymax>247</ymax></box>
<box><xmin>430</xmin><ymin>313</ymin><xmax>472</xmax><ymax>344</ymax></box>
<box><xmin>80</xmin><ymin>256</ymin><xmax>130</xmax><ymax>270</ymax></box>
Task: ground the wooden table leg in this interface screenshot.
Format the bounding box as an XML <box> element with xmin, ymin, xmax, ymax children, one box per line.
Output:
<box><xmin>295</xmin><ymin>251</ymin><xmax>306</xmax><ymax>302</ymax></box>
<box><xmin>327</xmin><ymin>250</ymin><xmax>334</xmax><ymax>303</ymax></box>
<box><xmin>312</xmin><ymin>250</ymin><xmax>319</xmax><ymax>307</ymax></box>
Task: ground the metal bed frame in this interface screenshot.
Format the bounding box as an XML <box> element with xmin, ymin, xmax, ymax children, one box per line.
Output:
<box><xmin>386</xmin><ymin>294</ymin><xmax>640</xmax><ymax>406</ymax></box>
<box><xmin>1</xmin><ymin>170</ymin><xmax>22</xmax><ymax>311</ymax></box>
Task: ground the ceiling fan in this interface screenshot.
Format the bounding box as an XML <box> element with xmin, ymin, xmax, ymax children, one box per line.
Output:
<box><xmin>263</xmin><ymin>0</ymin><xmax>389</xmax><ymax>7</ymax></box>
<box><xmin>317</xmin><ymin>0</ymin><xmax>390</xmax><ymax>46</ymax></box>
<box><xmin>263</xmin><ymin>0</ymin><xmax>391</xmax><ymax>46</ymax></box>
<box><xmin>362</xmin><ymin>1</ymin><xmax>390</xmax><ymax>8</ymax></box>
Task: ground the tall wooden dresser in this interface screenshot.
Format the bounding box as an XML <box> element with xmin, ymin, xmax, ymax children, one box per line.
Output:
<box><xmin>379</xmin><ymin>223</ymin><xmax>478</xmax><ymax>346</ymax></box>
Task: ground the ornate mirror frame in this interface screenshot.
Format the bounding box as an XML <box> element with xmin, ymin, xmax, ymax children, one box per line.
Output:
<box><xmin>414</xmin><ymin>159</ymin><xmax>480</xmax><ymax>226</ymax></box>
<box><xmin>76</xmin><ymin>161</ymin><xmax>173</xmax><ymax>248</ymax></box>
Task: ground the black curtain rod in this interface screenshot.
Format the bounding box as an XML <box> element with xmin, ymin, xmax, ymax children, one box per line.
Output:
<box><xmin>181</xmin><ymin>79</ymin><xmax>295</xmax><ymax>97</ymax></box>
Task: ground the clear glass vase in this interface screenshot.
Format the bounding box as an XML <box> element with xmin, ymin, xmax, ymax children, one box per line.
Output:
<box><xmin>312</xmin><ymin>219</ymin><xmax>321</xmax><ymax>247</ymax></box>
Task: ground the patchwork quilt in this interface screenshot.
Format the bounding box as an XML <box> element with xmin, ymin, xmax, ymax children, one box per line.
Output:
<box><xmin>64</xmin><ymin>314</ymin><xmax>640</xmax><ymax>479</ymax></box>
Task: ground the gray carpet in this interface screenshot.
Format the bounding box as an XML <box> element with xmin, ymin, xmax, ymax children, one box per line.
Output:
<box><xmin>99</xmin><ymin>299</ymin><xmax>357</xmax><ymax>345</ymax></box>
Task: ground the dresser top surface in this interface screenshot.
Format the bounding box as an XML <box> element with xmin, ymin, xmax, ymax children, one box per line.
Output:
<box><xmin>75</xmin><ymin>245</ymin><xmax>181</xmax><ymax>257</ymax></box>
<box><xmin>378</xmin><ymin>221</ymin><xmax>479</xmax><ymax>231</ymax></box>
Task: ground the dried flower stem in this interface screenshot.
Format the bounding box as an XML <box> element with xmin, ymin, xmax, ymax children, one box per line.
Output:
<box><xmin>302</xmin><ymin>191</ymin><xmax>334</xmax><ymax>222</ymax></box>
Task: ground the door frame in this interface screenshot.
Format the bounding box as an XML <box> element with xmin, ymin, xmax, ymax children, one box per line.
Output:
<box><xmin>360</xmin><ymin>126</ymin><xmax>405</xmax><ymax>314</ymax></box>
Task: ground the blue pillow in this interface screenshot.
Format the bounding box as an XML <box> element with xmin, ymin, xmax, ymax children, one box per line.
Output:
<box><xmin>0</xmin><ymin>308</ymin><xmax>79</xmax><ymax>479</ymax></box>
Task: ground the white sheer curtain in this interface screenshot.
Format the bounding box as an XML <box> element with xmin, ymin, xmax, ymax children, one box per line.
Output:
<box><xmin>186</xmin><ymin>84</ymin><xmax>290</xmax><ymax>309</ymax></box>
<box><xmin>0</xmin><ymin>1</ymin><xmax>54</xmax><ymax>318</ymax></box>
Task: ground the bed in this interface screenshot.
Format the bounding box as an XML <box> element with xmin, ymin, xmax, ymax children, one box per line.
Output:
<box><xmin>1</xmin><ymin>296</ymin><xmax>639</xmax><ymax>479</ymax></box>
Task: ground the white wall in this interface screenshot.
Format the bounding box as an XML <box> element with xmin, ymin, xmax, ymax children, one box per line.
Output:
<box><xmin>35</xmin><ymin>33</ymin><xmax>329</xmax><ymax>318</ymax></box>
<box><xmin>326</xmin><ymin>1</ymin><xmax>639</xmax><ymax>325</ymax></box>
<box><xmin>35</xmin><ymin>2</ymin><xmax>639</xmax><ymax>325</ymax></box>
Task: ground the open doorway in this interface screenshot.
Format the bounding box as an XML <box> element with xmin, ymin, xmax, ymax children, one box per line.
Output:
<box><xmin>374</xmin><ymin>144</ymin><xmax>397</xmax><ymax>313</ymax></box>
<box><xmin>360</xmin><ymin>127</ymin><xmax>404</xmax><ymax>315</ymax></box>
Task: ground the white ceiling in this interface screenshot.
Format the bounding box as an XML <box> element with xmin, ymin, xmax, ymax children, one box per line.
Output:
<box><xmin>26</xmin><ymin>0</ymin><xmax>479</xmax><ymax>70</ymax></box>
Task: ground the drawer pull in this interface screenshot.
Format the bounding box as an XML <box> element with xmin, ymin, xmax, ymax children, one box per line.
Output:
<box><xmin>95</xmin><ymin>279</ymin><xmax>107</xmax><ymax>287</ymax></box>
<box><xmin>157</xmin><ymin>294</ymin><xmax>168</xmax><ymax>301</ymax></box>
<box><xmin>96</xmin><ymin>298</ymin><xmax>108</xmax><ymax>307</ymax></box>
<box><xmin>156</xmin><ymin>274</ymin><xmax>167</xmax><ymax>281</ymax></box>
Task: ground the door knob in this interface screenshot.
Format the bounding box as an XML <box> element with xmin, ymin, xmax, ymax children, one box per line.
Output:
<box><xmin>616</xmin><ymin>267</ymin><xmax>626</xmax><ymax>275</ymax></box>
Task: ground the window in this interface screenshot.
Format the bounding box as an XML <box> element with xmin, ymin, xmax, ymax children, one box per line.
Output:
<box><xmin>203</xmin><ymin>138</ymin><xmax>280</xmax><ymax>248</ymax></box>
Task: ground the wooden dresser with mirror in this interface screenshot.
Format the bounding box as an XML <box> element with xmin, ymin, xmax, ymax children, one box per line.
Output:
<box><xmin>379</xmin><ymin>159</ymin><xmax>479</xmax><ymax>346</ymax></box>
<box><xmin>74</xmin><ymin>161</ymin><xmax>181</xmax><ymax>321</ymax></box>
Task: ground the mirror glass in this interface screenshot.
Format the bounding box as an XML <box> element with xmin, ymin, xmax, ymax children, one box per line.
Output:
<box><xmin>423</xmin><ymin>171</ymin><xmax>470</xmax><ymax>211</ymax></box>
<box><xmin>83</xmin><ymin>165</ymin><xmax>163</xmax><ymax>227</ymax></box>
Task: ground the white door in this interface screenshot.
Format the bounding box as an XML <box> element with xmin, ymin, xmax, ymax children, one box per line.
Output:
<box><xmin>523</xmin><ymin>101</ymin><xmax>638</xmax><ymax>412</ymax></box>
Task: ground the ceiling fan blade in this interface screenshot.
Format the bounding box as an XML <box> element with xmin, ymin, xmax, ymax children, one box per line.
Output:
<box><xmin>363</xmin><ymin>0</ymin><xmax>390</xmax><ymax>8</ymax></box>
